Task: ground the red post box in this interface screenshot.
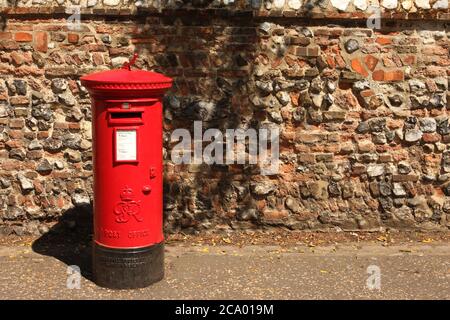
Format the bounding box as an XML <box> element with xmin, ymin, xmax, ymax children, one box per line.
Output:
<box><xmin>80</xmin><ymin>55</ymin><xmax>172</xmax><ymax>289</ymax></box>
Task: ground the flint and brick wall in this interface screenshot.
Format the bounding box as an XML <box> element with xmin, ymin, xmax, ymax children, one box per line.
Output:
<box><xmin>0</xmin><ymin>1</ymin><xmax>449</xmax><ymax>235</ymax></box>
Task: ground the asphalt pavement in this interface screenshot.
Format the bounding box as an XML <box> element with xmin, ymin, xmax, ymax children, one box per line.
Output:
<box><xmin>0</xmin><ymin>240</ymin><xmax>449</xmax><ymax>299</ymax></box>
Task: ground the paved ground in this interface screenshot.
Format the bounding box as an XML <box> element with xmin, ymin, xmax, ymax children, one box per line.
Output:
<box><xmin>0</xmin><ymin>238</ymin><xmax>449</xmax><ymax>299</ymax></box>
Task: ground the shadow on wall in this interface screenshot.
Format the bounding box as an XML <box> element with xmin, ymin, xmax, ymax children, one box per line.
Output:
<box><xmin>32</xmin><ymin>205</ymin><xmax>94</xmax><ymax>282</ymax></box>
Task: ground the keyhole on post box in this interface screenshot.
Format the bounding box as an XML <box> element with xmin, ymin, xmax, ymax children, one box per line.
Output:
<box><xmin>150</xmin><ymin>167</ymin><xmax>156</xmax><ymax>179</ymax></box>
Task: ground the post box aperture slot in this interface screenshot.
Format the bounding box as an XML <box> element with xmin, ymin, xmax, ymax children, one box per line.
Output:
<box><xmin>113</xmin><ymin>127</ymin><xmax>139</xmax><ymax>164</ymax></box>
<box><xmin>111</xmin><ymin>112</ymin><xmax>142</xmax><ymax>120</ymax></box>
<box><xmin>108</xmin><ymin>109</ymin><xmax>144</xmax><ymax>125</ymax></box>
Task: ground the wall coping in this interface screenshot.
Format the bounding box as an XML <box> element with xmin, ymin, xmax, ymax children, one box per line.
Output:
<box><xmin>0</xmin><ymin>2</ymin><xmax>449</xmax><ymax>21</ymax></box>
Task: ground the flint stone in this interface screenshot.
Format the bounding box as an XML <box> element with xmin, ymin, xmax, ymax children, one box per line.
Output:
<box><xmin>9</xmin><ymin>149</ymin><xmax>25</xmax><ymax>161</ymax></box>
<box><xmin>415</xmin><ymin>0</ymin><xmax>430</xmax><ymax>9</ymax></box>
<box><xmin>103</xmin><ymin>0</ymin><xmax>121</xmax><ymax>6</ymax></box>
<box><xmin>429</xmin><ymin>94</ymin><xmax>445</xmax><ymax>108</ymax></box>
<box><xmin>308</xmin><ymin>181</ymin><xmax>328</xmax><ymax>200</ymax></box>
<box><xmin>388</xmin><ymin>94</ymin><xmax>404</xmax><ymax>107</ymax></box>
<box><xmin>58</xmin><ymin>92</ymin><xmax>76</xmax><ymax>106</ymax></box>
<box><xmin>442</xmin><ymin>151</ymin><xmax>450</xmax><ymax>173</ymax></box>
<box><xmin>298</xmin><ymin>27</ymin><xmax>313</xmax><ymax>38</ymax></box>
<box><xmin>288</xmin><ymin>0</ymin><xmax>302</xmax><ymax>9</ymax></box>
<box><xmin>17</xmin><ymin>173</ymin><xmax>34</xmax><ymax>192</ymax></box>
<box><xmin>251</xmin><ymin>182</ymin><xmax>275</xmax><ymax>195</ymax></box>
<box><xmin>356</xmin><ymin>121</ymin><xmax>370</xmax><ymax>133</ymax></box>
<box><xmin>258</xmin><ymin>22</ymin><xmax>273</xmax><ymax>35</ymax></box>
<box><xmin>354</xmin><ymin>0</ymin><xmax>368</xmax><ymax>10</ymax></box>
<box><xmin>419</xmin><ymin>118</ymin><xmax>436</xmax><ymax>133</ymax></box>
<box><xmin>409</xmin><ymin>79</ymin><xmax>426</xmax><ymax>92</ymax></box>
<box><xmin>328</xmin><ymin>181</ymin><xmax>341</xmax><ymax>197</ymax></box>
<box><xmin>72</xmin><ymin>193</ymin><xmax>91</xmax><ymax>206</ymax></box>
<box><xmin>367</xmin><ymin>164</ymin><xmax>385</xmax><ymax>177</ymax></box>
<box><xmin>28</xmin><ymin>140</ymin><xmax>42</xmax><ymax>150</ymax></box>
<box><xmin>36</xmin><ymin>159</ymin><xmax>53</xmax><ymax>174</ymax></box>
<box><xmin>353</xmin><ymin>80</ymin><xmax>370</xmax><ymax>91</ymax></box>
<box><xmin>404</xmin><ymin>129</ymin><xmax>423</xmax><ymax>142</ymax></box>
<box><xmin>433</xmin><ymin>0</ymin><xmax>448</xmax><ymax>8</ymax></box>
<box><xmin>44</xmin><ymin>138</ymin><xmax>63</xmax><ymax>152</ymax></box>
<box><xmin>13</xmin><ymin>80</ymin><xmax>27</xmax><ymax>95</ymax></box>
<box><xmin>437</xmin><ymin>118</ymin><xmax>450</xmax><ymax>135</ymax></box>
<box><xmin>65</xmin><ymin>150</ymin><xmax>82</xmax><ymax>163</ymax></box>
<box><xmin>239</xmin><ymin>208</ymin><xmax>258</xmax><ymax>221</ymax></box>
<box><xmin>0</xmin><ymin>177</ymin><xmax>11</xmax><ymax>188</ymax></box>
<box><xmin>3</xmin><ymin>207</ymin><xmax>25</xmax><ymax>220</ymax></box>
<box><xmin>331</xmin><ymin>0</ymin><xmax>351</xmax><ymax>11</ymax></box>
<box><xmin>344</xmin><ymin>39</ymin><xmax>360</xmax><ymax>53</ymax></box>
<box><xmin>256</xmin><ymin>81</ymin><xmax>274</xmax><ymax>94</ymax></box>
<box><xmin>51</xmin><ymin>78</ymin><xmax>67</xmax><ymax>93</ymax></box>
<box><xmin>368</xmin><ymin>118</ymin><xmax>386</xmax><ymax>132</ymax></box>
<box><xmin>276</xmin><ymin>91</ymin><xmax>290</xmax><ymax>106</ymax></box>
<box><xmin>398</xmin><ymin>161</ymin><xmax>412</xmax><ymax>174</ymax></box>
<box><xmin>381</xmin><ymin>0</ymin><xmax>398</xmax><ymax>9</ymax></box>
<box><xmin>285</xmin><ymin>196</ymin><xmax>301</xmax><ymax>213</ymax></box>
<box><xmin>379</xmin><ymin>181</ymin><xmax>392</xmax><ymax>196</ymax></box>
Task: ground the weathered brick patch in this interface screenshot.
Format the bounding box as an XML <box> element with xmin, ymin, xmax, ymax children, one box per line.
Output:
<box><xmin>0</xmin><ymin>3</ymin><xmax>449</xmax><ymax>236</ymax></box>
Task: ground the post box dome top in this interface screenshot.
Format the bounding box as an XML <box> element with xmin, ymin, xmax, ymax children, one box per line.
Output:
<box><xmin>80</xmin><ymin>54</ymin><xmax>172</xmax><ymax>98</ymax></box>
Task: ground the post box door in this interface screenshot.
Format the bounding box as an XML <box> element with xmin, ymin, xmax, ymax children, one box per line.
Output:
<box><xmin>93</xmin><ymin>99</ymin><xmax>163</xmax><ymax>249</ymax></box>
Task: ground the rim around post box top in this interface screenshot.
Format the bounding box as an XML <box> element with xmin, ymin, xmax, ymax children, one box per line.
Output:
<box><xmin>80</xmin><ymin>68</ymin><xmax>173</xmax><ymax>99</ymax></box>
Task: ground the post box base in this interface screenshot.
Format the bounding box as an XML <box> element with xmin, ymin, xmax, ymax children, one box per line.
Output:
<box><xmin>93</xmin><ymin>242</ymin><xmax>164</xmax><ymax>289</ymax></box>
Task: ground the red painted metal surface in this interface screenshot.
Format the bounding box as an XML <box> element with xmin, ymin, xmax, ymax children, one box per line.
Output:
<box><xmin>80</xmin><ymin>60</ymin><xmax>172</xmax><ymax>249</ymax></box>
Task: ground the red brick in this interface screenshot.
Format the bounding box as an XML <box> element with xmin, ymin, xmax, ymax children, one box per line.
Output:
<box><xmin>5</xmin><ymin>140</ymin><xmax>23</xmax><ymax>148</ymax></box>
<box><xmin>263</xmin><ymin>210</ymin><xmax>289</xmax><ymax>220</ymax></box>
<box><xmin>10</xmin><ymin>51</ymin><xmax>31</xmax><ymax>66</ymax></box>
<box><xmin>360</xmin><ymin>89</ymin><xmax>375</xmax><ymax>98</ymax></box>
<box><xmin>351</xmin><ymin>58</ymin><xmax>368</xmax><ymax>77</ymax></box>
<box><xmin>422</xmin><ymin>46</ymin><xmax>448</xmax><ymax>56</ymax></box>
<box><xmin>401</xmin><ymin>55</ymin><xmax>416</xmax><ymax>66</ymax></box>
<box><xmin>296</xmin><ymin>46</ymin><xmax>320</xmax><ymax>57</ymax></box>
<box><xmin>37</xmin><ymin>131</ymin><xmax>49</xmax><ymax>139</ymax></box>
<box><xmin>67</xmin><ymin>33</ymin><xmax>79</xmax><ymax>44</ymax></box>
<box><xmin>9</xmin><ymin>96</ymin><xmax>30</xmax><ymax>106</ymax></box>
<box><xmin>8</xmin><ymin>130</ymin><xmax>24</xmax><ymax>139</ymax></box>
<box><xmin>0</xmin><ymin>32</ymin><xmax>12</xmax><ymax>40</ymax></box>
<box><xmin>307</xmin><ymin>47</ymin><xmax>320</xmax><ymax>57</ymax></box>
<box><xmin>68</xmin><ymin>123</ymin><xmax>81</xmax><ymax>131</ymax></box>
<box><xmin>376</xmin><ymin>37</ymin><xmax>392</xmax><ymax>45</ymax></box>
<box><xmin>9</xmin><ymin>118</ymin><xmax>25</xmax><ymax>129</ymax></box>
<box><xmin>296</xmin><ymin>47</ymin><xmax>308</xmax><ymax>56</ymax></box>
<box><xmin>335</xmin><ymin>55</ymin><xmax>347</xmax><ymax>69</ymax></box>
<box><xmin>384</xmin><ymin>70</ymin><xmax>404</xmax><ymax>82</ymax></box>
<box><xmin>53</xmin><ymin>122</ymin><xmax>69</xmax><ymax>129</ymax></box>
<box><xmin>325</xmin><ymin>55</ymin><xmax>336</xmax><ymax>68</ymax></box>
<box><xmin>364</xmin><ymin>55</ymin><xmax>379</xmax><ymax>71</ymax></box>
<box><xmin>14</xmin><ymin>32</ymin><xmax>32</xmax><ymax>42</ymax></box>
<box><xmin>290</xmin><ymin>92</ymin><xmax>299</xmax><ymax>106</ymax></box>
<box><xmin>372</xmin><ymin>69</ymin><xmax>385</xmax><ymax>81</ymax></box>
<box><xmin>422</xmin><ymin>133</ymin><xmax>441</xmax><ymax>143</ymax></box>
<box><xmin>34</xmin><ymin>31</ymin><xmax>48</xmax><ymax>53</ymax></box>
<box><xmin>92</xmin><ymin>52</ymin><xmax>104</xmax><ymax>66</ymax></box>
